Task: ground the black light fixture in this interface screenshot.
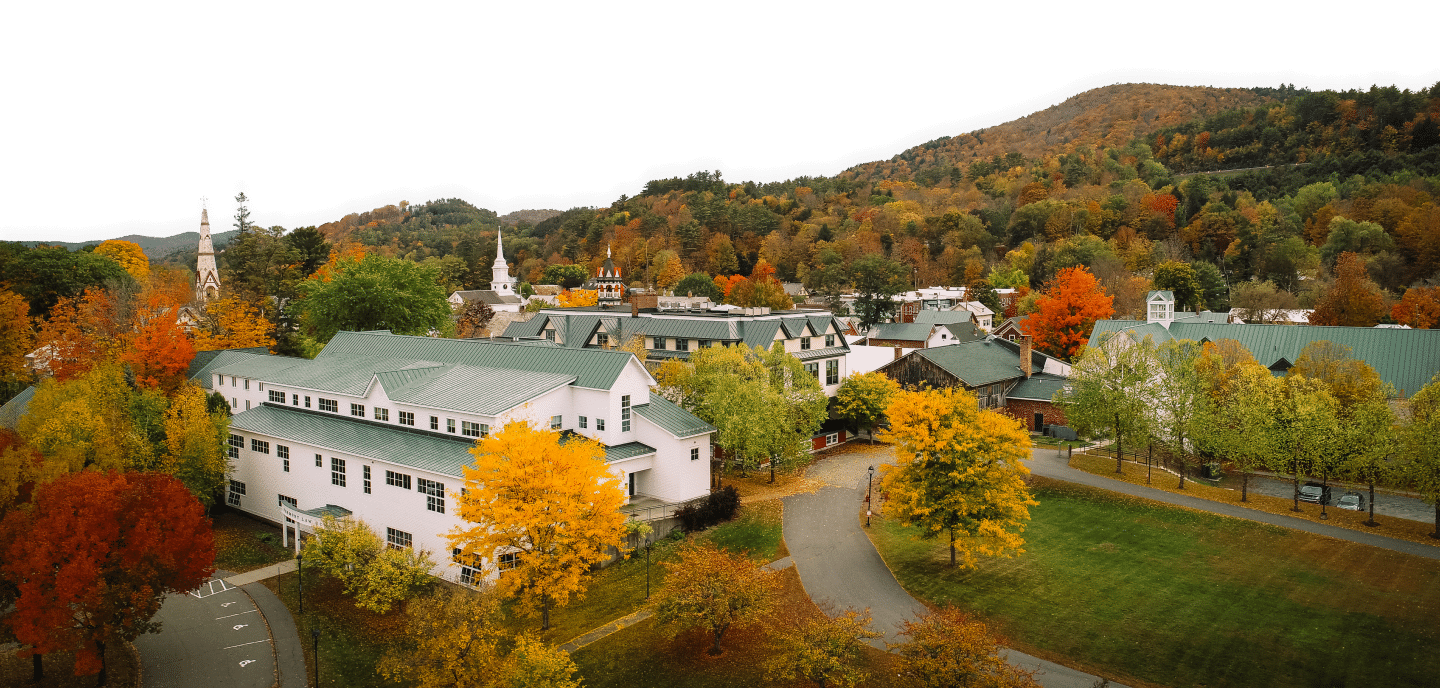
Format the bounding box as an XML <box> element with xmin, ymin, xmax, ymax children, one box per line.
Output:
<box><xmin>297</xmin><ymin>554</ymin><xmax>303</xmax><ymax>614</ymax></box>
<box><xmin>866</xmin><ymin>465</ymin><xmax>875</xmax><ymax>527</ymax></box>
<box><xmin>311</xmin><ymin>629</ymin><xmax>320</xmax><ymax>686</ymax></box>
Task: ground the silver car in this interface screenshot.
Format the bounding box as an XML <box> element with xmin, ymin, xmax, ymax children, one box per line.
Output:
<box><xmin>1336</xmin><ymin>491</ymin><xmax>1365</xmax><ymax>511</ymax></box>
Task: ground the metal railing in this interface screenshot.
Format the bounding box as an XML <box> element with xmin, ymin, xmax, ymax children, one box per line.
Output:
<box><xmin>621</xmin><ymin>494</ymin><xmax>705</xmax><ymax>522</ymax></box>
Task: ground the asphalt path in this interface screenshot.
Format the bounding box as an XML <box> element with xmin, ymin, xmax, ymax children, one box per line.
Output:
<box><xmin>134</xmin><ymin>572</ymin><xmax>276</xmax><ymax>688</ymax></box>
<box><xmin>784</xmin><ymin>445</ymin><xmax>1126</xmax><ymax>688</ymax></box>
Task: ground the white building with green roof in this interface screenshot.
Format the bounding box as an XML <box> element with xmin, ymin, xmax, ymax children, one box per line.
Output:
<box><xmin>197</xmin><ymin>330</ymin><xmax>714</xmax><ymax>585</ymax></box>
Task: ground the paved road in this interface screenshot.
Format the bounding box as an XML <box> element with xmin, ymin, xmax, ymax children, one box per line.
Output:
<box><xmin>1025</xmin><ymin>446</ymin><xmax>1440</xmax><ymax>561</ymax></box>
<box><xmin>785</xmin><ymin>445</ymin><xmax>1126</xmax><ymax>688</ymax></box>
<box><xmin>1243</xmin><ymin>473</ymin><xmax>1435</xmax><ymax>523</ymax></box>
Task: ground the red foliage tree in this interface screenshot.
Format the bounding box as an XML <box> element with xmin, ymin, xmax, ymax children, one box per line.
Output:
<box><xmin>122</xmin><ymin>297</ymin><xmax>196</xmax><ymax>394</ymax></box>
<box><xmin>1391</xmin><ymin>286</ymin><xmax>1440</xmax><ymax>329</ymax></box>
<box><xmin>1022</xmin><ymin>266</ymin><xmax>1114</xmax><ymax>361</ymax></box>
<box><xmin>0</xmin><ymin>472</ymin><xmax>215</xmax><ymax>684</ymax></box>
<box><xmin>1309</xmin><ymin>252</ymin><xmax>1387</xmax><ymax>327</ymax></box>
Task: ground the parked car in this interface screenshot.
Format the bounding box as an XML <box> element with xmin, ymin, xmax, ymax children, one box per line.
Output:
<box><xmin>1336</xmin><ymin>491</ymin><xmax>1365</xmax><ymax>511</ymax></box>
<box><xmin>1298</xmin><ymin>482</ymin><xmax>1331</xmax><ymax>505</ymax></box>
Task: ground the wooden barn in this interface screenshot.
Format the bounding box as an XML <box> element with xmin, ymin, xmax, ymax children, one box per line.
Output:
<box><xmin>876</xmin><ymin>335</ymin><xmax>1072</xmax><ymax>432</ymax></box>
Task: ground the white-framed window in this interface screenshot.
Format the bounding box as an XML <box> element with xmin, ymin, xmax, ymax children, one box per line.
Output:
<box><xmin>304</xmin><ymin>396</ymin><xmax>311</xmax><ymax>408</ymax></box>
<box><xmin>278</xmin><ymin>494</ymin><xmax>297</xmax><ymax>508</ymax></box>
<box><xmin>453</xmin><ymin>549</ymin><xmax>482</xmax><ymax>586</ymax></box>
<box><xmin>447</xmin><ymin>418</ymin><xmax>456</xmax><ymax>433</ymax></box>
<box><xmin>227</xmin><ymin>479</ymin><xmax>246</xmax><ymax>507</ymax></box>
<box><xmin>621</xmin><ymin>395</ymin><xmax>631</xmax><ymax>432</ymax></box>
<box><xmin>461</xmin><ymin>421</ymin><xmax>485</xmax><ymax>438</ymax></box>
<box><xmin>231</xmin><ymin>397</ymin><xmax>237</xmax><ymax>408</ymax></box>
<box><xmin>550</xmin><ymin>415</ymin><xmax>562</xmax><ymax>429</ymax></box>
<box><xmin>331</xmin><ymin>457</ymin><xmax>346</xmax><ymax>487</ymax></box>
<box><xmin>268</xmin><ymin>390</ymin><xmax>285</xmax><ymax>403</ymax></box>
<box><xmin>498</xmin><ymin>551</ymin><xmax>518</xmax><ymax>571</ymax></box>
<box><xmin>292</xmin><ymin>393</ymin><xmax>300</xmax><ymax>406</ymax></box>
<box><xmin>245</xmin><ymin>400</ymin><xmax>251</xmax><ymax>410</ymax></box>
<box><xmin>363</xmin><ymin>465</ymin><xmax>372</xmax><ymax>494</ymax></box>
<box><xmin>386</xmin><ymin>527</ymin><xmax>412</xmax><ymax>550</ymax></box>
<box><xmin>675</xmin><ymin>338</ymin><xmax>688</xmax><ymax>351</ymax></box>
<box><xmin>691</xmin><ymin>447</ymin><xmax>700</xmax><ymax>461</ymax></box>
<box><xmin>430</xmin><ymin>416</ymin><xmax>439</xmax><ymax>430</ymax></box>
<box><xmin>596</xmin><ymin>333</ymin><xmax>609</xmax><ymax>347</ymax></box>
<box><xmin>244</xmin><ymin>379</ymin><xmax>249</xmax><ymax>390</ymax></box>
<box><xmin>597</xmin><ymin>418</ymin><xmax>606</xmax><ymax>431</ymax></box>
<box><xmin>319</xmin><ymin>398</ymin><xmax>337</xmax><ymax>413</ymax></box>
<box><xmin>227</xmin><ymin>434</ymin><xmax>243</xmax><ymax>459</ymax></box>
<box><xmin>250</xmin><ymin>438</ymin><xmax>269</xmax><ymax>454</ymax></box>
<box><xmin>805</xmin><ymin>362</ymin><xmax>819</xmax><ymax>380</ymax></box>
<box><xmin>801</xmin><ymin>337</ymin><xmax>811</xmax><ymax>350</ymax></box>
<box><xmin>374</xmin><ymin>407</ymin><xmax>389</xmax><ymax>422</ymax></box>
<box><xmin>395</xmin><ymin>411</ymin><xmax>411</xmax><ymax>425</ymax></box>
<box><xmin>315</xmin><ymin>453</ymin><xmax>322</xmax><ymax>467</ymax></box>
<box><xmin>825</xmin><ymin>334</ymin><xmax>835</xmax><ymax>347</ymax></box>
<box><xmin>231</xmin><ymin>376</ymin><xmax>236</xmax><ymax>387</ymax></box>
<box><xmin>579</xmin><ymin>416</ymin><xmax>587</xmax><ymax>429</ymax></box>
<box><xmin>826</xmin><ymin>432</ymin><xmax>839</xmax><ymax>446</ymax></box>
<box><xmin>386</xmin><ymin>470</ymin><xmax>412</xmax><ymax>489</ymax></box>
<box><xmin>277</xmin><ymin>444</ymin><xmax>289</xmax><ymax>471</ymax></box>
<box><xmin>826</xmin><ymin>359</ymin><xmax>839</xmax><ymax>385</ymax></box>
<box><xmin>419</xmin><ymin>478</ymin><xmax>445</xmax><ymax>513</ymax></box>
<box><xmin>351</xmin><ymin>403</ymin><xmax>365</xmax><ymax>417</ymax></box>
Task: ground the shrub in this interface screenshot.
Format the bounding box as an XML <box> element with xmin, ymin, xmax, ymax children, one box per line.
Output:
<box><xmin>676</xmin><ymin>485</ymin><xmax>741</xmax><ymax>533</ymax></box>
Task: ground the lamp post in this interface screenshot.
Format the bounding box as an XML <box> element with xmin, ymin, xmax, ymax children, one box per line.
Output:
<box><xmin>644</xmin><ymin>534</ymin><xmax>653</xmax><ymax>600</ymax></box>
<box><xmin>866</xmin><ymin>465</ymin><xmax>875</xmax><ymax>527</ymax></box>
<box><xmin>769</xmin><ymin>453</ymin><xmax>776</xmax><ymax>484</ymax></box>
<box><xmin>297</xmin><ymin>554</ymin><xmax>303</xmax><ymax>614</ymax></box>
<box><xmin>311</xmin><ymin>629</ymin><xmax>320</xmax><ymax>686</ymax></box>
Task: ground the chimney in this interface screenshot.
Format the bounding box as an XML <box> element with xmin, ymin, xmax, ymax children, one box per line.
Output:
<box><xmin>631</xmin><ymin>301</ymin><xmax>638</xmax><ymax>318</ymax></box>
<box><xmin>1020</xmin><ymin>335</ymin><xmax>1032</xmax><ymax>379</ymax></box>
<box><xmin>894</xmin><ymin>347</ymin><xmax>903</xmax><ymax>360</ymax></box>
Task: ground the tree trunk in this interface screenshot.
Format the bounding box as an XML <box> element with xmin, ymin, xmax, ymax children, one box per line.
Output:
<box><xmin>1366</xmin><ymin>481</ymin><xmax>1378</xmax><ymax>526</ymax></box>
<box><xmin>949</xmin><ymin>527</ymin><xmax>957</xmax><ymax>567</ymax></box>
<box><xmin>542</xmin><ymin>595</ymin><xmax>551</xmax><ymax>631</ymax></box>
<box><xmin>1115</xmin><ymin>432</ymin><xmax>1123</xmax><ymax>474</ymax></box>
<box><xmin>1146</xmin><ymin>444</ymin><xmax>1152</xmax><ymax>484</ymax></box>
<box><xmin>96</xmin><ymin>639</ymin><xmax>106</xmax><ymax>687</ymax></box>
<box><xmin>1292</xmin><ymin>471</ymin><xmax>1302</xmax><ymax>512</ymax></box>
<box><xmin>1241</xmin><ymin>472</ymin><xmax>1249</xmax><ymax>502</ymax></box>
<box><xmin>1432</xmin><ymin>504</ymin><xmax>1439</xmax><ymax>540</ymax></box>
<box><xmin>1177</xmin><ymin>452</ymin><xmax>1186</xmax><ymax>490</ymax></box>
<box><xmin>32</xmin><ymin>653</ymin><xmax>41</xmax><ymax>682</ymax></box>
<box><xmin>711</xmin><ymin>623</ymin><xmax>728</xmax><ymax>655</ymax></box>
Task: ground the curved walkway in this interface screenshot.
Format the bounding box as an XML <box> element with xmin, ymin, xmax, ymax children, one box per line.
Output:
<box><xmin>783</xmin><ymin>445</ymin><xmax>1125</xmax><ymax>688</ymax></box>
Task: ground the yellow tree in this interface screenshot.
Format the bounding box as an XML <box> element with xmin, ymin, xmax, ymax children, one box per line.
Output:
<box><xmin>0</xmin><ymin>289</ymin><xmax>34</xmax><ymax>393</ymax></box>
<box><xmin>192</xmin><ymin>296</ymin><xmax>274</xmax><ymax>351</ymax></box>
<box><xmin>652</xmin><ymin>540</ymin><xmax>779</xmax><ymax>655</ymax></box>
<box><xmin>501</xmin><ymin>634</ymin><xmax>583</xmax><ymax>688</ymax></box>
<box><xmin>448</xmin><ymin>421</ymin><xmax>627</xmax><ymax>630</ymax></box>
<box><xmin>556</xmin><ymin>289</ymin><xmax>598</xmax><ymax>308</ymax></box>
<box><xmin>889</xmin><ymin>606</ymin><xmax>1040</xmax><ymax>688</ymax></box>
<box><xmin>161</xmin><ymin>383</ymin><xmax>231</xmax><ymax>507</ymax></box>
<box><xmin>301</xmin><ymin>514</ymin><xmax>434</xmax><ymax>613</ymax></box>
<box><xmin>880</xmin><ymin>387</ymin><xmax>1036</xmax><ymax>568</ymax></box>
<box><xmin>378</xmin><ymin>586</ymin><xmax>508</xmax><ymax>688</ymax></box>
<box><xmin>94</xmin><ymin>239</ymin><xmax>150</xmax><ymax>282</ymax></box>
<box><xmin>766</xmin><ymin>609</ymin><xmax>882</xmax><ymax>688</ymax></box>
<box><xmin>17</xmin><ymin>363</ymin><xmax>145</xmax><ymax>474</ymax></box>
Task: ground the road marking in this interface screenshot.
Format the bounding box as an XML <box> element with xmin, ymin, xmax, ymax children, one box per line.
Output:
<box><xmin>221</xmin><ymin>602</ymin><xmax>237</xmax><ymax>608</ymax></box>
<box><xmin>216</xmin><ymin>610</ymin><xmax>258</xmax><ymax>620</ymax></box>
<box><xmin>239</xmin><ymin>659</ymin><xmax>255</xmax><ymax>667</ymax></box>
<box><xmin>222</xmin><ymin>639</ymin><xmax>271</xmax><ymax>650</ymax></box>
<box><xmin>190</xmin><ymin>579</ymin><xmax>235</xmax><ymax>599</ymax></box>
<box><xmin>232</xmin><ymin>624</ymin><xmax>248</xmax><ymax>631</ymax></box>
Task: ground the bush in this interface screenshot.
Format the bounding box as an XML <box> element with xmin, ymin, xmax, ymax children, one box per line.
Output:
<box><xmin>676</xmin><ymin>485</ymin><xmax>741</xmax><ymax>533</ymax></box>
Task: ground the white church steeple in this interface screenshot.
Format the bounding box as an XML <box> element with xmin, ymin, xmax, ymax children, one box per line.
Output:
<box><xmin>491</xmin><ymin>228</ymin><xmax>516</xmax><ymax>294</ymax></box>
<box><xmin>195</xmin><ymin>208</ymin><xmax>222</xmax><ymax>302</ymax></box>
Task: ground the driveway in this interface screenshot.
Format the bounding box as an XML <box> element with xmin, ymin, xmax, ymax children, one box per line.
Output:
<box><xmin>785</xmin><ymin>444</ymin><xmax>1125</xmax><ymax>688</ymax></box>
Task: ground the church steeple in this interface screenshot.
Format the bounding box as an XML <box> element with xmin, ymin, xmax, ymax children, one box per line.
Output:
<box><xmin>195</xmin><ymin>208</ymin><xmax>221</xmax><ymax>302</ymax></box>
<box><xmin>596</xmin><ymin>243</ymin><xmax>623</xmax><ymax>306</ymax></box>
<box><xmin>491</xmin><ymin>228</ymin><xmax>515</xmax><ymax>294</ymax></box>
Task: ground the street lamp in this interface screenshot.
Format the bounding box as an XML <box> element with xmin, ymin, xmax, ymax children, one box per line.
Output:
<box><xmin>644</xmin><ymin>534</ymin><xmax>653</xmax><ymax>600</ymax></box>
<box><xmin>311</xmin><ymin>629</ymin><xmax>320</xmax><ymax>686</ymax></box>
<box><xmin>297</xmin><ymin>554</ymin><xmax>303</xmax><ymax>614</ymax></box>
<box><xmin>866</xmin><ymin>465</ymin><xmax>875</xmax><ymax>527</ymax></box>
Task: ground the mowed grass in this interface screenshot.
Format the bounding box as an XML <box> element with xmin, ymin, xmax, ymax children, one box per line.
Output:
<box><xmin>870</xmin><ymin>477</ymin><xmax>1440</xmax><ymax>688</ymax></box>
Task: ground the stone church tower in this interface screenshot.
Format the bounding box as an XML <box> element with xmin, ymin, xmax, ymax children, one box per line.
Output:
<box><xmin>195</xmin><ymin>209</ymin><xmax>222</xmax><ymax>302</ymax></box>
<box><xmin>491</xmin><ymin>228</ymin><xmax>516</xmax><ymax>294</ymax></box>
<box><xmin>596</xmin><ymin>245</ymin><xmax>624</xmax><ymax>306</ymax></box>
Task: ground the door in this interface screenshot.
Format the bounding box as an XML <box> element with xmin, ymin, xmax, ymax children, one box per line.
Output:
<box><xmin>628</xmin><ymin>472</ymin><xmax>636</xmax><ymax>497</ymax></box>
<box><xmin>1033</xmin><ymin>413</ymin><xmax>1044</xmax><ymax>431</ymax></box>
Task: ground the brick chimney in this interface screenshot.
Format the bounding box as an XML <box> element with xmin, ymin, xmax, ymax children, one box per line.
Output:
<box><xmin>894</xmin><ymin>347</ymin><xmax>903</xmax><ymax>360</ymax></box>
<box><xmin>631</xmin><ymin>301</ymin><xmax>639</xmax><ymax>318</ymax></box>
<box><xmin>1020</xmin><ymin>335</ymin><xmax>1032</xmax><ymax>379</ymax></box>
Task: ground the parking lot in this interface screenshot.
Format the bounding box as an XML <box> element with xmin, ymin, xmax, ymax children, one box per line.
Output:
<box><xmin>133</xmin><ymin>574</ymin><xmax>276</xmax><ymax>688</ymax></box>
<box><xmin>1244</xmin><ymin>475</ymin><xmax>1436</xmax><ymax>522</ymax></box>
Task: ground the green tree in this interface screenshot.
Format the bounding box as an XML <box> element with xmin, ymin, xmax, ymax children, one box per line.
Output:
<box><xmin>1403</xmin><ymin>374</ymin><xmax>1440</xmax><ymax>537</ymax></box>
<box><xmin>675</xmin><ymin>272</ymin><xmax>722</xmax><ymax>300</ymax></box>
<box><xmin>285</xmin><ymin>226</ymin><xmax>332</xmax><ymax>277</ymax></box>
<box><xmin>1152</xmin><ymin>261</ymin><xmax>1204</xmax><ymax>311</ymax></box>
<box><xmin>297</xmin><ymin>253</ymin><xmax>453</xmax><ymax>343</ymax></box>
<box><xmin>834</xmin><ymin>372</ymin><xmax>900</xmax><ymax>443</ymax></box>
<box><xmin>540</xmin><ymin>264</ymin><xmax>590</xmax><ymax>289</ymax></box>
<box><xmin>766</xmin><ymin>609</ymin><xmax>882</xmax><ymax>688</ymax></box>
<box><xmin>1149</xmin><ymin>339</ymin><xmax>1210</xmax><ymax>488</ymax></box>
<box><xmin>852</xmin><ymin>254</ymin><xmax>907</xmax><ymax>328</ymax></box>
<box><xmin>301</xmin><ymin>514</ymin><xmax>434</xmax><ymax>613</ymax></box>
<box><xmin>1056</xmin><ymin>331</ymin><xmax>1156</xmax><ymax>475</ymax></box>
<box><xmin>1192</xmin><ymin>261</ymin><xmax>1228</xmax><ymax>311</ymax></box>
<box><xmin>653</xmin><ymin>540</ymin><xmax>778</xmax><ymax>655</ymax></box>
<box><xmin>1197</xmin><ymin>358</ymin><xmax>1275</xmax><ymax>502</ymax></box>
<box><xmin>1267</xmin><ymin>376</ymin><xmax>1340</xmax><ymax>511</ymax></box>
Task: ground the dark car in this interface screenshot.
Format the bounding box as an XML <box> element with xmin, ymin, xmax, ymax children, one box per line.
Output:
<box><xmin>1336</xmin><ymin>491</ymin><xmax>1365</xmax><ymax>511</ymax></box>
<box><xmin>1299</xmin><ymin>482</ymin><xmax>1331</xmax><ymax>505</ymax></box>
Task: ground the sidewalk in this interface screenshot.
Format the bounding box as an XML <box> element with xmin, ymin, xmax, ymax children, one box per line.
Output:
<box><xmin>225</xmin><ymin>559</ymin><xmax>298</xmax><ymax>587</ymax></box>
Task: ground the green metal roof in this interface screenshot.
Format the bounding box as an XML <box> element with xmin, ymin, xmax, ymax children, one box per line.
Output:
<box><xmin>375</xmin><ymin>365</ymin><xmax>576</xmax><ymax>415</ymax></box>
<box><xmin>1089</xmin><ymin>320</ymin><xmax>1440</xmax><ymax>397</ymax></box>
<box><xmin>231</xmin><ymin>404</ymin><xmax>479</xmax><ymax>477</ymax></box>
<box><xmin>795</xmin><ymin>346</ymin><xmax>849</xmax><ymax>362</ymax></box>
<box><xmin>317</xmin><ymin>331</ymin><xmax>638</xmax><ymax>390</ymax></box>
<box><xmin>192</xmin><ymin>350</ymin><xmax>285</xmax><ymax>390</ymax></box>
<box><xmin>910</xmin><ymin>339</ymin><xmax>1026</xmax><ymax>387</ymax></box>
<box><xmin>869</xmin><ymin>323</ymin><xmax>934</xmax><ymax>342</ymax></box>
<box><xmin>296</xmin><ymin>504</ymin><xmax>353</xmax><ymax>519</ymax></box>
<box><xmin>603</xmin><ymin>441</ymin><xmax>656</xmax><ymax>463</ymax></box>
<box><xmin>913</xmin><ymin>310</ymin><xmax>973</xmax><ymax>325</ymax></box>
<box><xmin>1008</xmin><ymin>373</ymin><xmax>1069</xmax><ymax>401</ymax></box>
<box><xmin>0</xmin><ymin>385</ymin><xmax>35</xmax><ymax>430</ymax></box>
<box><xmin>633</xmin><ymin>395</ymin><xmax>717</xmax><ymax>438</ymax></box>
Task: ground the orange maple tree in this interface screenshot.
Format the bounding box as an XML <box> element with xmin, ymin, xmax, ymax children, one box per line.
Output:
<box><xmin>0</xmin><ymin>289</ymin><xmax>34</xmax><ymax>386</ymax></box>
<box><xmin>122</xmin><ymin>303</ymin><xmax>196</xmax><ymax>394</ymax></box>
<box><xmin>0</xmin><ymin>471</ymin><xmax>214</xmax><ymax>683</ymax></box>
<box><xmin>1391</xmin><ymin>286</ymin><xmax>1440</xmax><ymax>329</ymax></box>
<box><xmin>32</xmin><ymin>289</ymin><xmax>119</xmax><ymax>381</ymax></box>
<box><xmin>1022</xmin><ymin>266</ymin><xmax>1114</xmax><ymax>361</ymax></box>
<box><xmin>1309</xmin><ymin>252</ymin><xmax>1387</xmax><ymax>327</ymax></box>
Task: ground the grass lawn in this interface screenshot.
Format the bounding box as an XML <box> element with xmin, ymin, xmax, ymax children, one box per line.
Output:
<box><xmin>1069</xmin><ymin>451</ymin><xmax>1440</xmax><ymax>549</ymax></box>
<box><xmin>212</xmin><ymin>508</ymin><xmax>295</xmax><ymax>573</ymax></box>
<box><xmin>870</xmin><ymin>476</ymin><xmax>1440</xmax><ymax>688</ymax></box>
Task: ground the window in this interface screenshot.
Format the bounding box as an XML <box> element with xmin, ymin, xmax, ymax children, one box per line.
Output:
<box><xmin>351</xmin><ymin>403</ymin><xmax>365</xmax><ymax>417</ymax></box>
<box><xmin>825</xmin><ymin>334</ymin><xmax>835</xmax><ymax>347</ymax></box>
<box><xmin>227</xmin><ymin>479</ymin><xmax>245</xmax><ymax>507</ymax></box>
<box><xmin>550</xmin><ymin>415</ymin><xmax>562</xmax><ymax>429</ymax></box>
<box><xmin>675</xmin><ymin>338</ymin><xmax>688</xmax><ymax>351</ymax></box>
<box><xmin>419</xmin><ymin>478</ymin><xmax>445</xmax><ymax>513</ymax></box>
<box><xmin>621</xmin><ymin>395</ymin><xmax>631</xmax><ymax>432</ymax></box>
<box><xmin>278</xmin><ymin>445</ymin><xmax>290</xmax><ymax>471</ymax></box>
<box><xmin>805</xmin><ymin>362</ymin><xmax>819</xmax><ymax>380</ymax></box>
<box><xmin>331</xmin><ymin>457</ymin><xmax>346</xmax><ymax>487</ymax></box>
<box><xmin>230</xmin><ymin>397</ymin><xmax>236</xmax><ymax>408</ymax></box>
<box><xmin>429</xmin><ymin>416</ymin><xmax>439</xmax><ymax>431</ymax></box>
<box><xmin>363</xmin><ymin>465</ymin><xmax>372</xmax><ymax>494</ymax></box>
<box><xmin>596</xmin><ymin>333</ymin><xmax>609</xmax><ymax>347</ymax></box>
<box><xmin>596</xmin><ymin>418</ymin><xmax>605</xmax><ymax>431</ymax></box>
<box><xmin>278</xmin><ymin>494</ymin><xmax>297</xmax><ymax>508</ymax></box>
<box><xmin>231</xmin><ymin>376</ymin><xmax>236</xmax><ymax>387</ymax></box>
<box><xmin>453</xmin><ymin>549</ymin><xmax>482</xmax><ymax>586</ymax></box>
<box><xmin>386</xmin><ymin>470</ymin><xmax>412</xmax><ymax>489</ymax></box>
<box><xmin>304</xmin><ymin>396</ymin><xmax>311</xmax><ymax>408</ymax></box>
<box><xmin>497</xmin><ymin>552</ymin><xmax>518</xmax><ymax>571</ymax></box>
<box><xmin>245</xmin><ymin>400</ymin><xmax>251</xmax><ymax>410</ymax></box>
<box><xmin>244</xmin><ymin>379</ymin><xmax>249</xmax><ymax>390</ymax></box>
<box><xmin>826</xmin><ymin>432</ymin><xmax>839</xmax><ymax>446</ymax></box>
<box><xmin>398</xmin><ymin>410</ymin><xmax>414</xmax><ymax>425</ymax></box>
<box><xmin>543</xmin><ymin>329</ymin><xmax>555</xmax><ymax>342</ymax></box>
<box><xmin>579</xmin><ymin>416</ymin><xmax>587</xmax><ymax>429</ymax></box>
<box><xmin>826</xmin><ymin>359</ymin><xmax>839</xmax><ymax>385</ymax></box>
<box><xmin>374</xmin><ymin>407</ymin><xmax>389</xmax><ymax>422</ymax></box>
<box><xmin>292</xmin><ymin>393</ymin><xmax>299</xmax><ymax>406</ymax></box>
<box><xmin>691</xmin><ymin>447</ymin><xmax>700</xmax><ymax>461</ymax></box>
<box><xmin>250</xmin><ymin>438</ymin><xmax>269</xmax><ymax>454</ymax></box>
<box><xmin>315</xmin><ymin>453</ymin><xmax>322</xmax><ymax>467</ymax></box>
<box><xmin>227</xmin><ymin>434</ymin><xmax>243</xmax><ymax>459</ymax></box>
<box><xmin>386</xmin><ymin>527</ymin><xmax>412</xmax><ymax>550</ymax></box>
<box><xmin>461</xmin><ymin>421</ymin><xmax>484</xmax><ymax>438</ymax></box>
<box><xmin>801</xmin><ymin>337</ymin><xmax>811</xmax><ymax>350</ymax></box>
<box><xmin>319</xmin><ymin>398</ymin><xmax>337</xmax><ymax>413</ymax></box>
<box><xmin>269</xmin><ymin>390</ymin><xmax>285</xmax><ymax>403</ymax></box>
<box><xmin>447</xmin><ymin>419</ymin><xmax>456</xmax><ymax>433</ymax></box>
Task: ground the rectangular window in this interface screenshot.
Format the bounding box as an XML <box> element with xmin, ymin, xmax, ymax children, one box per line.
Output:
<box><xmin>277</xmin><ymin>444</ymin><xmax>289</xmax><ymax>459</ymax></box>
<box><xmin>675</xmin><ymin>338</ymin><xmax>688</xmax><ymax>351</ymax></box>
<box><xmin>596</xmin><ymin>333</ymin><xmax>609</xmax><ymax>347</ymax></box>
<box><xmin>292</xmin><ymin>393</ymin><xmax>299</xmax><ymax>406</ymax></box>
<box><xmin>419</xmin><ymin>478</ymin><xmax>445</xmax><ymax>514</ymax></box>
<box><xmin>245</xmin><ymin>400</ymin><xmax>250</xmax><ymax>410</ymax></box>
<box><xmin>244</xmin><ymin>379</ymin><xmax>249</xmax><ymax>390</ymax></box>
<box><xmin>801</xmin><ymin>337</ymin><xmax>811</xmax><ymax>350</ymax></box>
<box><xmin>429</xmin><ymin>415</ymin><xmax>439</xmax><ymax>431</ymax></box>
<box><xmin>231</xmin><ymin>376</ymin><xmax>236</xmax><ymax>387</ymax></box>
<box><xmin>826</xmin><ymin>334</ymin><xmax>835</xmax><ymax>347</ymax></box>
<box><xmin>227</xmin><ymin>434</ymin><xmax>243</xmax><ymax>459</ymax></box>
<box><xmin>304</xmin><ymin>396</ymin><xmax>312</xmax><ymax>408</ymax></box>
<box><xmin>498</xmin><ymin>552</ymin><xmax>518</xmax><ymax>571</ymax></box>
<box><xmin>374</xmin><ymin>407</ymin><xmax>389</xmax><ymax>422</ymax></box>
<box><xmin>453</xmin><ymin>549</ymin><xmax>482</xmax><ymax>586</ymax></box>
<box><xmin>315</xmin><ymin>453</ymin><xmax>322</xmax><ymax>467</ymax></box>
<box><xmin>231</xmin><ymin>397</ymin><xmax>237</xmax><ymax>408</ymax></box>
<box><xmin>805</xmin><ymin>362</ymin><xmax>819</xmax><ymax>380</ymax></box>
<box><xmin>283</xmin><ymin>457</ymin><xmax>290</xmax><ymax>472</ymax></box>
<box><xmin>461</xmin><ymin>421</ymin><xmax>482</xmax><ymax>438</ymax></box>
<box><xmin>269</xmin><ymin>390</ymin><xmax>285</xmax><ymax>403</ymax></box>
<box><xmin>826</xmin><ymin>359</ymin><xmax>839</xmax><ymax>385</ymax></box>
<box><xmin>826</xmin><ymin>432</ymin><xmax>839</xmax><ymax>446</ymax></box>
<box><xmin>319</xmin><ymin>398</ymin><xmax>337</xmax><ymax>413</ymax></box>
<box><xmin>550</xmin><ymin>415</ymin><xmax>562</xmax><ymax>429</ymax></box>
<box><xmin>621</xmin><ymin>395</ymin><xmax>631</xmax><ymax>432</ymax></box>
<box><xmin>250</xmin><ymin>438</ymin><xmax>269</xmax><ymax>454</ymax></box>
<box><xmin>398</xmin><ymin>411</ymin><xmax>413</xmax><ymax>425</ymax></box>
<box><xmin>278</xmin><ymin>494</ymin><xmax>296</xmax><ymax>508</ymax></box>
<box><xmin>331</xmin><ymin>457</ymin><xmax>347</xmax><ymax>487</ymax></box>
<box><xmin>363</xmin><ymin>465</ymin><xmax>372</xmax><ymax>494</ymax></box>
<box><xmin>386</xmin><ymin>470</ymin><xmax>412</xmax><ymax>489</ymax></box>
<box><xmin>386</xmin><ymin>528</ymin><xmax>412</xmax><ymax>550</ymax></box>
<box><xmin>447</xmin><ymin>419</ymin><xmax>456</xmax><ymax>433</ymax></box>
<box><xmin>351</xmin><ymin>403</ymin><xmax>365</xmax><ymax>417</ymax></box>
<box><xmin>579</xmin><ymin>416</ymin><xmax>587</xmax><ymax>429</ymax></box>
<box><xmin>596</xmin><ymin>418</ymin><xmax>605</xmax><ymax>431</ymax></box>
<box><xmin>691</xmin><ymin>447</ymin><xmax>700</xmax><ymax>461</ymax></box>
<box><xmin>227</xmin><ymin>479</ymin><xmax>245</xmax><ymax>507</ymax></box>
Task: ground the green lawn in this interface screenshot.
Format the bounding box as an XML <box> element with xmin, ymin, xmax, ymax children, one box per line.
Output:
<box><xmin>871</xmin><ymin>477</ymin><xmax>1440</xmax><ymax>688</ymax></box>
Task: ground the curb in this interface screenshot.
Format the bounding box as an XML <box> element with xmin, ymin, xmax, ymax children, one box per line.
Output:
<box><xmin>240</xmin><ymin>581</ymin><xmax>308</xmax><ymax>688</ymax></box>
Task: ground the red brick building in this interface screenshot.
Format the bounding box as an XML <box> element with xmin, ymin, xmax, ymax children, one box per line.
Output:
<box><xmin>876</xmin><ymin>335</ymin><xmax>1071</xmax><ymax>432</ymax></box>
